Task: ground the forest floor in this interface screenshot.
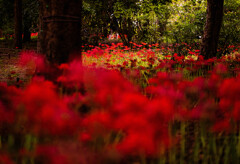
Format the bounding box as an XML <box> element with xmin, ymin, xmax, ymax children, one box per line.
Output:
<box><xmin>0</xmin><ymin>40</ymin><xmax>37</xmax><ymax>84</ymax></box>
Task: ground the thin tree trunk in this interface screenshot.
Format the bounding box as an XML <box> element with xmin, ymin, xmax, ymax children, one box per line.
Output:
<box><xmin>38</xmin><ymin>0</ymin><xmax>82</xmax><ymax>64</ymax></box>
<box><xmin>14</xmin><ymin>0</ymin><xmax>22</xmax><ymax>49</ymax></box>
<box><xmin>200</xmin><ymin>0</ymin><xmax>224</xmax><ymax>59</ymax></box>
<box><xmin>23</xmin><ymin>24</ymin><xmax>31</xmax><ymax>42</ymax></box>
<box><xmin>37</xmin><ymin>0</ymin><xmax>44</xmax><ymax>54</ymax></box>
<box><xmin>23</xmin><ymin>9</ymin><xmax>32</xmax><ymax>43</ymax></box>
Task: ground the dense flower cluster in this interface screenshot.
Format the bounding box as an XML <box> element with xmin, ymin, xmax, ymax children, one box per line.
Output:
<box><xmin>1</xmin><ymin>46</ymin><xmax>240</xmax><ymax>163</ymax></box>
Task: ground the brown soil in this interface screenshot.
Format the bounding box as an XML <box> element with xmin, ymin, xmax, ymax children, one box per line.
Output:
<box><xmin>0</xmin><ymin>41</ymin><xmax>37</xmax><ymax>85</ymax></box>
<box><xmin>0</xmin><ymin>48</ymin><xmax>20</xmax><ymax>82</ymax></box>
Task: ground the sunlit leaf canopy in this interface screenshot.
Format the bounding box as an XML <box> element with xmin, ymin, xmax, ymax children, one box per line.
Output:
<box><xmin>0</xmin><ymin>0</ymin><xmax>239</xmax><ymax>47</ymax></box>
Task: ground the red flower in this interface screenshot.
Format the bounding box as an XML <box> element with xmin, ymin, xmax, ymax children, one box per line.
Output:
<box><xmin>0</xmin><ymin>154</ymin><xmax>14</xmax><ymax>164</ymax></box>
<box><xmin>116</xmin><ymin>130</ymin><xmax>156</xmax><ymax>156</ymax></box>
<box><xmin>146</xmin><ymin>97</ymin><xmax>174</xmax><ymax>122</ymax></box>
<box><xmin>114</xmin><ymin>113</ymin><xmax>151</xmax><ymax>132</ymax></box>
<box><xmin>36</xmin><ymin>145</ymin><xmax>69</xmax><ymax>164</ymax></box>
<box><xmin>57</xmin><ymin>60</ymin><xmax>84</xmax><ymax>87</ymax></box>
<box><xmin>58</xmin><ymin>63</ymin><xmax>69</xmax><ymax>70</ymax></box>
<box><xmin>0</xmin><ymin>102</ymin><xmax>15</xmax><ymax>124</ymax></box>
<box><xmin>20</xmin><ymin>79</ymin><xmax>80</xmax><ymax>135</ymax></box>
<box><xmin>82</xmin><ymin>111</ymin><xmax>113</xmax><ymax>136</ymax></box>
<box><xmin>233</xmin><ymin>101</ymin><xmax>240</xmax><ymax>122</ymax></box>
<box><xmin>18</xmin><ymin>51</ymin><xmax>46</xmax><ymax>74</ymax></box>
<box><xmin>113</xmin><ymin>93</ymin><xmax>148</xmax><ymax>114</ymax></box>
<box><xmin>211</xmin><ymin>119</ymin><xmax>231</xmax><ymax>133</ymax></box>
<box><xmin>79</xmin><ymin>132</ymin><xmax>92</xmax><ymax>142</ymax></box>
<box><xmin>0</xmin><ymin>83</ymin><xmax>21</xmax><ymax>112</ymax></box>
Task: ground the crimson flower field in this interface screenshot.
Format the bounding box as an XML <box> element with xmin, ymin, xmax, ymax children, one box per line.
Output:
<box><xmin>1</xmin><ymin>43</ymin><xmax>240</xmax><ymax>164</ymax></box>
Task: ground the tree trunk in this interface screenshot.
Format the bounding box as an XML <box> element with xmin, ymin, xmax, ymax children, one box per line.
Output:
<box><xmin>14</xmin><ymin>0</ymin><xmax>22</xmax><ymax>49</ymax></box>
<box><xmin>23</xmin><ymin>5</ymin><xmax>32</xmax><ymax>43</ymax></box>
<box><xmin>23</xmin><ymin>23</ymin><xmax>31</xmax><ymax>42</ymax></box>
<box><xmin>200</xmin><ymin>0</ymin><xmax>224</xmax><ymax>59</ymax></box>
<box><xmin>38</xmin><ymin>0</ymin><xmax>82</xmax><ymax>64</ymax></box>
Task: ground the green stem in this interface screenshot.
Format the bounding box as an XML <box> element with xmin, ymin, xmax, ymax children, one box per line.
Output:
<box><xmin>140</xmin><ymin>153</ymin><xmax>147</xmax><ymax>164</ymax></box>
<box><xmin>24</xmin><ymin>134</ymin><xmax>32</xmax><ymax>151</ymax></box>
<box><xmin>200</xmin><ymin>123</ymin><xmax>208</xmax><ymax>164</ymax></box>
<box><xmin>8</xmin><ymin>134</ymin><xmax>14</xmax><ymax>150</ymax></box>
<box><xmin>169</xmin><ymin>146</ymin><xmax>176</xmax><ymax>164</ymax></box>
<box><xmin>180</xmin><ymin>122</ymin><xmax>185</xmax><ymax>164</ymax></box>
<box><xmin>158</xmin><ymin>156</ymin><xmax>166</xmax><ymax>164</ymax></box>
<box><xmin>237</xmin><ymin>128</ymin><xmax>240</xmax><ymax>156</ymax></box>
<box><xmin>142</xmin><ymin>70</ymin><xmax>149</xmax><ymax>85</ymax></box>
<box><xmin>224</xmin><ymin>139</ymin><xmax>230</xmax><ymax>164</ymax></box>
<box><xmin>168</xmin><ymin>122</ymin><xmax>175</xmax><ymax>164</ymax></box>
<box><xmin>193</xmin><ymin>125</ymin><xmax>199</xmax><ymax>164</ymax></box>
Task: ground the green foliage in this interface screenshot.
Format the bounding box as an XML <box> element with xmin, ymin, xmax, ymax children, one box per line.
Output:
<box><xmin>0</xmin><ymin>0</ymin><xmax>14</xmax><ymax>37</ymax></box>
<box><xmin>0</xmin><ymin>0</ymin><xmax>38</xmax><ymax>38</ymax></box>
<box><xmin>83</xmin><ymin>0</ymin><xmax>240</xmax><ymax>47</ymax></box>
<box><xmin>165</xmin><ymin>0</ymin><xmax>240</xmax><ymax>48</ymax></box>
<box><xmin>166</xmin><ymin>0</ymin><xmax>207</xmax><ymax>44</ymax></box>
<box><xmin>0</xmin><ymin>0</ymin><xmax>239</xmax><ymax>49</ymax></box>
<box><xmin>82</xmin><ymin>0</ymin><xmax>171</xmax><ymax>45</ymax></box>
<box><xmin>113</xmin><ymin>0</ymin><xmax>171</xmax><ymax>44</ymax></box>
<box><xmin>219</xmin><ymin>0</ymin><xmax>240</xmax><ymax>53</ymax></box>
<box><xmin>22</xmin><ymin>0</ymin><xmax>39</xmax><ymax>33</ymax></box>
<box><xmin>82</xmin><ymin>0</ymin><xmax>114</xmax><ymax>45</ymax></box>
<box><xmin>133</xmin><ymin>0</ymin><xmax>171</xmax><ymax>43</ymax></box>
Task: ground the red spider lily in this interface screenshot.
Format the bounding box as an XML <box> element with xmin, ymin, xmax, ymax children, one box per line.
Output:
<box><xmin>36</xmin><ymin>143</ymin><xmax>98</xmax><ymax>164</ymax></box>
<box><xmin>20</xmin><ymin>79</ymin><xmax>80</xmax><ymax>135</ymax></box>
<box><xmin>191</xmin><ymin>99</ymin><xmax>218</xmax><ymax>121</ymax></box>
<box><xmin>219</xmin><ymin>98</ymin><xmax>232</xmax><ymax>114</ymax></box>
<box><xmin>114</xmin><ymin>113</ymin><xmax>150</xmax><ymax>132</ymax></box>
<box><xmin>145</xmin><ymin>97</ymin><xmax>174</xmax><ymax>122</ymax></box>
<box><xmin>82</xmin><ymin>111</ymin><xmax>113</xmax><ymax>136</ymax></box>
<box><xmin>58</xmin><ymin>63</ymin><xmax>69</xmax><ymax>70</ymax></box>
<box><xmin>36</xmin><ymin>145</ymin><xmax>70</xmax><ymax>164</ymax></box>
<box><xmin>210</xmin><ymin>119</ymin><xmax>232</xmax><ymax>133</ymax></box>
<box><xmin>112</xmin><ymin>93</ymin><xmax>148</xmax><ymax>114</ymax></box>
<box><xmin>10</xmin><ymin>71</ymin><xmax>16</xmax><ymax>74</ymax></box>
<box><xmin>115</xmin><ymin>113</ymin><xmax>171</xmax><ymax>156</ymax></box>
<box><xmin>122</xmin><ymin>61</ymin><xmax>128</xmax><ymax>67</ymax></box>
<box><xmin>0</xmin><ymin>102</ymin><xmax>15</xmax><ymax>124</ymax></box>
<box><xmin>30</xmin><ymin>32</ymin><xmax>38</xmax><ymax>37</ymax></box>
<box><xmin>198</xmin><ymin>55</ymin><xmax>204</xmax><ymax>61</ymax></box>
<box><xmin>213</xmin><ymin>63</ymin><xmax>228</xmax><ymax>75</ymax></box>
<box><xmin>116</xmin><ymin>130</ymin><xmax>157</xmax><ymax>156</ymax></box>
<box><xmin>75</xmin><ymin>68</ymin><xmax>174</xmax><ymax>156</ymax></box>
<box><xmin>233</xmin><ymin>101</ymin><xmax>240</xmax><ymax>122</ymax></box>
<box><xmin>85</xmin><ymin>69</ymin><xmax>137</xmax><ymax>108</ymax></box>
<box><xmin>218</xmin><ymin>75</ymin><xmax>240</xmax><ymax>123</ymax></box>
<box><xmin>0</xmin><ymin>83</ymin><xmax>22</xmax><ymax>111</ymax></box>
<box><xmin>62</xmin><ymin>92</ymin><xmax>85</xmax><ymax>109</ymax></box>
<box><xmin>0</xmin><ymin>154</ymin><xmax>14</xmax><ymax>164</ymax></box>
<box><xmin>207</xmin><ymin>73</ymin><xmax>222</xmax><ymax>94</ymax></box>
<box><xmin>79</xmin><ymin>132</ymin><xmax>92</xmax><ymax>142</ymax></box>
<box><xmin>218</xmin><ymin>77</ymin><xmax>240</xmax><ymax>100</ymax></box>
<box><xmin>18</xmin><ymin>51</ymin><xmax>46</xmax><ymax>74</ymax></box>
<box><xmin>88</xmin><ymin>47</ymin><xmax>104</xmax><ymax>57</ymax></box>
<box><xmin>57</xmin><ymin>60</ymin><xmax>84</xmax><ymax>88</ymax></box>
<box><xmin>147</xmin><ymin>72</ymin><xmax>184</xmax><ymax>100</ymax></box>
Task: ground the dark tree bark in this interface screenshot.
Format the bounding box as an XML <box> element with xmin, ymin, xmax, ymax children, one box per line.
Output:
<box><xmin>23</xmin><ymin>9</ymin><xmax>32</xmax><ymax>43</ymax></box>
<box><xmin>23</xmin><ymin>23</ymin><xmax>31</xmax><ymax>42</ymax></box>
<box><xmin>14</xmin><ymin>0</ymin><xmax>22</xmax><ymax>49</ymax></box>
<box><xmin>38</xmin><ymin>0</ymin><xmax>82</xmax><ymax>64</ymax></box>
<box><xmin>200</xmin><ymin>0</ymin><xmax>224</xmax><ymax>59</ymax></box>
<box><xmin>111</xmin><ymin>16</ymin><xmax>134</xmax><ymax>47</ymax></box>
